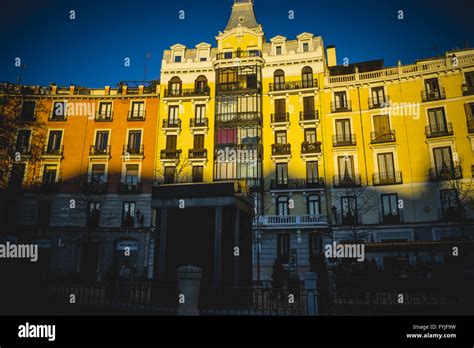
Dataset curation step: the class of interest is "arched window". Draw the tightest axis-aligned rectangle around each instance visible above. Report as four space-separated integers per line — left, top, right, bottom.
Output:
302 67 314 88
307 195 321 216
195 75 208 94
168 76 182 96
273 69 285 91
277 195 289 216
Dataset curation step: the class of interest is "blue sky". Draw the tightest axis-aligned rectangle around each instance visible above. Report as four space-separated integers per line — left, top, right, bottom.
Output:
0 0 473 87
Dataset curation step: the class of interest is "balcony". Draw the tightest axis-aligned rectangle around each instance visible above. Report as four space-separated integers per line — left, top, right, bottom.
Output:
190 118 209 128
48 113 67 122
301 141 322 155
254 214 328 229
271 143 291 156
117 182 142 194
368 96 390 109
160 149 182 160
333 174 362 188
372 171 403 186
216 49 262 60
216 112 260 125
83 181 108 194
270 113 289 126
370 130 396 144
216 81 261 93
425 123 453 138
127 111 146 121
462 84 474 96
331 100 352 113
299 110 319 123
164 87 210 98
467 119 474 133
269 79 318 92
188 149 207 159
42 145 64 157
95 111 113 122
270 178 325 191
421 88 445 102
123 145 144 156
429 166 463 181
333 134 356 147
89 145 111 157
162 119 182 130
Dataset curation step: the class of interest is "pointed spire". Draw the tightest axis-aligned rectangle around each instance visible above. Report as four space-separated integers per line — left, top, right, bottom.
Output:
225 0 260 31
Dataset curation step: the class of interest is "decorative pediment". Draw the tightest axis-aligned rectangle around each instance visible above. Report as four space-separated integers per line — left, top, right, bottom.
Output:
270 35 287 43
297 32 314 40
195 42 212 49
170 43 186 50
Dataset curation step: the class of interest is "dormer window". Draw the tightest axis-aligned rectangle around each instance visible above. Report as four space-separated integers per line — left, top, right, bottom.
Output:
174 56 182 63
200 57 207 62
303 42 309 52
276 46 282 55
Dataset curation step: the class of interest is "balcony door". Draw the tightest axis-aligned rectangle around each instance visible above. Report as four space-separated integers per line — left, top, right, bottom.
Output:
427 108 447 134
334 92 347 108
338 155 355 183
95 131 109 151
303 96 314 116
47 131 62 152
275 99 286 120
371 87 385 105
336 119 351 143
433 147 454 177
168 106 179 124
276 163 288 187
377 153 396 181
127 131 142 153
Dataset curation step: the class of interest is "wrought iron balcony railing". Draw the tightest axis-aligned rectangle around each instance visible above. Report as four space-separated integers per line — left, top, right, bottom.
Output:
271 143 291 156
270 113 289 124
117 182 142 194
299 110 319 122
216 81 261 93
127 111 146 121
160 149 182 160
188 149 208 159
164 87 210 98
43 145 64 156
95 111 113 121
216 112 260 123
269 79 318 92
270 178 325 190
190 118 208 128
333 174 362 187
90 145 111 156
368 96 390 109
372 171 403 186
370 130 396 144
254 214 328 228
83 181 108 194
429 166 463 181
333 134 356 147
162 119 182 129
301 141 322 154
217 49 262 60
123 145 144 156
425 123 453 138
421 88 445 102
331 100 352 113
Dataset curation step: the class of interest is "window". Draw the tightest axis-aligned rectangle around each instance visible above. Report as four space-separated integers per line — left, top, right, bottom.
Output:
200 57 207 62
98 102 112 119
276 195 289 216
47 130 62 153
16 130 31 153
381 194 400 224
276 163 288 186
433 147 454 177
371 87 386 105
169 77 182 96
130 102 145 119
36 200 52 228
168 105 179 125
164 167 175 184
335 118 352 144
124 164 139 185
274 70 285 89
166 135 177 150
303 96 315 114
373 114 391 141
275 131 287 144
195 75 208 93
306 161 319 184
20 101 36 121
302 67 313 87
88 202 101 228
302 42 309 52
275 46 282 55
174 55 182 63
341 196 357 225
95 131 109 151
309 233 322 258
195 105 206 122
337 155 355 181
192 166 204 183
122 202 136 227
127 130 142 153
90 164 106 184
277 233 290 259
194 134 204 150
307 195 321 215
42 165 57 186
377 153 396 180
425 78 440 92
274 98 286 119
304 129 317 143
51 101 66 120
334 91 347 108
427 108 448 135
440 189 460 221
224 51 233 59
217 129 237 145
9 163 25 189
466 72 474 87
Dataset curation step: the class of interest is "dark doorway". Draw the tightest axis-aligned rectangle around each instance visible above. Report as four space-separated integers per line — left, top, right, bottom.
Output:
80 242 99 281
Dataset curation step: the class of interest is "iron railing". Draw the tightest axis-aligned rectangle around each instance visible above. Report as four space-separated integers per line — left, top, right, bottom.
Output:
127 111 146 121
299 110 319 121
331 100 352 113
371 130 396 143
421 87 446 102
333 134 356 147
123 145 144 156
333 174 362 187
270 178 325 190
372 171 403 186
270 113 289 124
162 119 182 129
301 141 322 154
425 123 453 138
164 87 210 98
90 145 111 156
190 118 208 128
271 143 291 156
269 79 318 92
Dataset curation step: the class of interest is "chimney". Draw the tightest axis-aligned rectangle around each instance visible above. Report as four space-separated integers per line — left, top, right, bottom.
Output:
327 45 337 67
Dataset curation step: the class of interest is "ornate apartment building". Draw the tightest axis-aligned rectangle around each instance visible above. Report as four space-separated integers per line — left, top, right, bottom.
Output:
1 0 473 282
